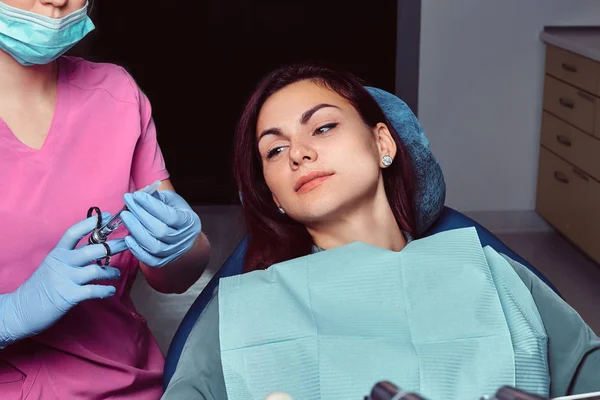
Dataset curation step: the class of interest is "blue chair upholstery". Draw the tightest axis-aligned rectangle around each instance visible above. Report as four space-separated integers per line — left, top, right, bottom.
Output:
162 206 560 390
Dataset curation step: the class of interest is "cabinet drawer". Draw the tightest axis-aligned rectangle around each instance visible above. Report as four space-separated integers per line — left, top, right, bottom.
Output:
543 75 597 134
536 148 574 235
536 147 600 262
545 45 598 94
540 112 600 180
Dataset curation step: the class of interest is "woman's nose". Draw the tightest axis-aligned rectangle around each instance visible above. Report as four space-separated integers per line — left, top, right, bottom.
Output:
288 142 317 168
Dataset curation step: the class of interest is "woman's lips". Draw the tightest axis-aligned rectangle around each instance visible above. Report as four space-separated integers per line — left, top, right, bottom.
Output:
295 173 334 194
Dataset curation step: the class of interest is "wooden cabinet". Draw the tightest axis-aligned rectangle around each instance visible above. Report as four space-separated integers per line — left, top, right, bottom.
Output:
537 29 600 263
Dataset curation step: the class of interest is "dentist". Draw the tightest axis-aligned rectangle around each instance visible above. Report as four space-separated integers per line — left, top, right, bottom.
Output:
0 1 210 398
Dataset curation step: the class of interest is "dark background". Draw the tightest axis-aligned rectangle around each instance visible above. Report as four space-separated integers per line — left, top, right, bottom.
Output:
70 1 398 204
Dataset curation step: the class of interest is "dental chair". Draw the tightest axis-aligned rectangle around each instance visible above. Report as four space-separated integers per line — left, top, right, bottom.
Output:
162 88 560 391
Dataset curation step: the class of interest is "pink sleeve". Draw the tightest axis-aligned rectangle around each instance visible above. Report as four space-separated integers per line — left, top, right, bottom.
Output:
131 83 170 189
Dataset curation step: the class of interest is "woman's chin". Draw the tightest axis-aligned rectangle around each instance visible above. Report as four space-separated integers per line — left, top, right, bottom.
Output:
290 200 344 225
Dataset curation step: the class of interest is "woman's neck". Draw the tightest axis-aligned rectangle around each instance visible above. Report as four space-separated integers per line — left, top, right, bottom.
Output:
306 185 407 252
0 50 57 101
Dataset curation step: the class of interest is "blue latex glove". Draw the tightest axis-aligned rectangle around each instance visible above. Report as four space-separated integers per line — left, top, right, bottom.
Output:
0 213 126 349
121 189 201 268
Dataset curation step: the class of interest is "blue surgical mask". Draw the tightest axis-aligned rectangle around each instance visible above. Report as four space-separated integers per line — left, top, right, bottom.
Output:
0 1 94 66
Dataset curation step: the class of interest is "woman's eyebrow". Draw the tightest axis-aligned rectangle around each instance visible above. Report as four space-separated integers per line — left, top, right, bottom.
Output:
300 103 340 125
258 127 282 143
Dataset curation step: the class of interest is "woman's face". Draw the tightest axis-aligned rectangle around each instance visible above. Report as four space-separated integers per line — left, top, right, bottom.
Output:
256 80 397 225
1 0 87 18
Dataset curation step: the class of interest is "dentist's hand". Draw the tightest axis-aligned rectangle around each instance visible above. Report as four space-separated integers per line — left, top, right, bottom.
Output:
121 188 201 268
0 214 125 349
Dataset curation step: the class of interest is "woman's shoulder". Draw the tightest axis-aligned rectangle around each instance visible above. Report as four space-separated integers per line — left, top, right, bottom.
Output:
163 289 226 399
59 56 142 105
186 288 220 345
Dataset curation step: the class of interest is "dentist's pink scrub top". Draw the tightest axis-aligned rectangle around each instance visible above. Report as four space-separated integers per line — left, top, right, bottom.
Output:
0 56 168 399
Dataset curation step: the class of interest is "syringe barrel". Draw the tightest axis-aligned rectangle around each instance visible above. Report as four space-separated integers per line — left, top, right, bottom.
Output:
88 207 127 244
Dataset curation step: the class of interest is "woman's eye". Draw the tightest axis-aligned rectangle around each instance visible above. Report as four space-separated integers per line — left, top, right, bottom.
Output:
266 146 286 159
314 123 338 135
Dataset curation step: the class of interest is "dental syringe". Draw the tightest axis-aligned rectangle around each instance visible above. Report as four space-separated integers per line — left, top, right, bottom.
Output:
88 180 162 245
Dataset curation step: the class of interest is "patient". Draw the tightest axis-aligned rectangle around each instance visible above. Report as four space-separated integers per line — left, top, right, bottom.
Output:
163 65 599 400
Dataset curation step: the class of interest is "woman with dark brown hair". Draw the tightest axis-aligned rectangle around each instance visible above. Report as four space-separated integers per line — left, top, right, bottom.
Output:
234 64 418 273
163 65 599 400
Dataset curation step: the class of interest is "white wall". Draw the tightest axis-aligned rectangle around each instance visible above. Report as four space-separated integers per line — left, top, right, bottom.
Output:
418 0 600 212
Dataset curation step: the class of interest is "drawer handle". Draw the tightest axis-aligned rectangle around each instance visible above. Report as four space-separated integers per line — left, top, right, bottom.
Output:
573 168 590 182
556 134 572 147
561 62 578 73
554 171 569 184
559 97 575 109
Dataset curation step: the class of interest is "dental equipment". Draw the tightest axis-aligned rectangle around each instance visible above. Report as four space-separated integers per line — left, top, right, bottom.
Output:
86 180 162 265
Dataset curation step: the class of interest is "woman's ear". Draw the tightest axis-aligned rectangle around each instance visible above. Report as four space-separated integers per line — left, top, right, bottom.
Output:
375 123 397 166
